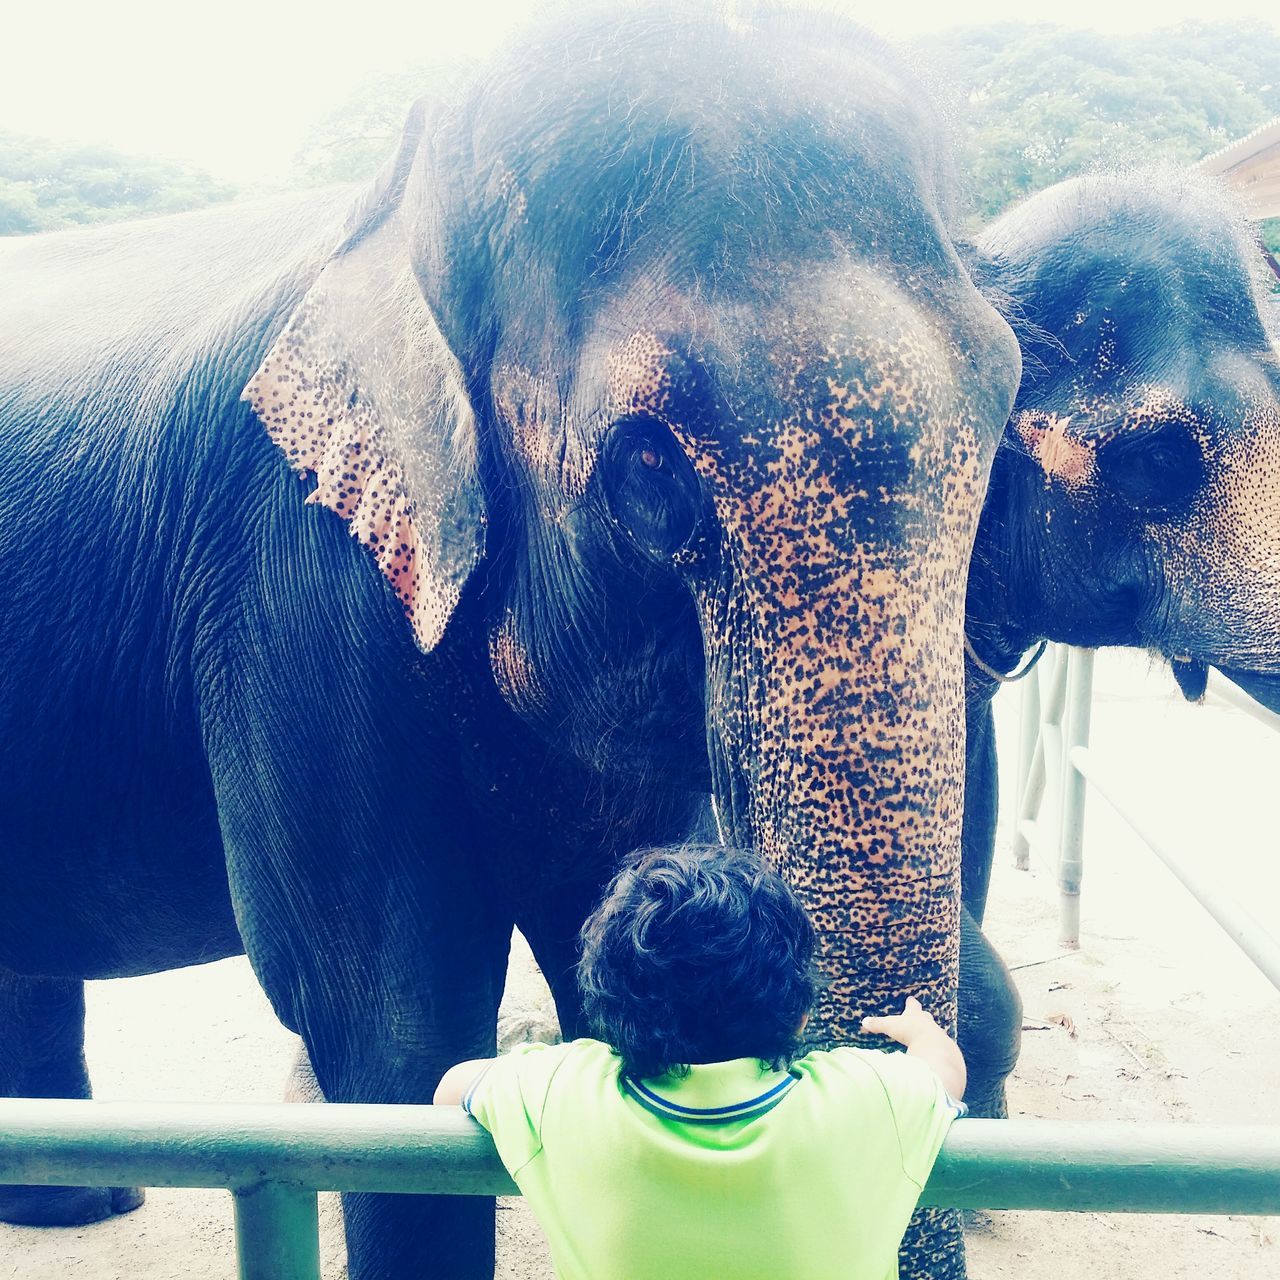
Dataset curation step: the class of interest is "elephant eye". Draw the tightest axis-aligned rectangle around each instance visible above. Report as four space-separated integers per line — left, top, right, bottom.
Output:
602 416 701 561
1100 423 1204 515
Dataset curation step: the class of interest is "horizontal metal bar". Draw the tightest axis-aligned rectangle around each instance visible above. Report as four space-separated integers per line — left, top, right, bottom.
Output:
1 1101 1278 1215
1071 745 1280 992
1206 670 1280 734
0 1101 516 1197
925 1118 1280 1214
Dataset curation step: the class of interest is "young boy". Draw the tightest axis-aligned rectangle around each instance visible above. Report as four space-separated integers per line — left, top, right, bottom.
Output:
435 844 966 1280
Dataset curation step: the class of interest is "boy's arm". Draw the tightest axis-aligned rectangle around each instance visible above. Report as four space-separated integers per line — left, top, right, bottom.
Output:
433 1058 497 1106
862 997 967 1101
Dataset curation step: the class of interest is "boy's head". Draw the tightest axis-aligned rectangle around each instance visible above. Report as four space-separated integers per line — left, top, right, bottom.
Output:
577 843 822 1080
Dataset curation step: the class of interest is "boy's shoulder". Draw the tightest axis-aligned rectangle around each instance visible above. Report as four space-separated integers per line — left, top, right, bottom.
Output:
463 1038 620 1142
480 1037 618 1091
792 1045 941 1096
792 1044 895 1074
509 1037 616 1066
793 1046 965 1132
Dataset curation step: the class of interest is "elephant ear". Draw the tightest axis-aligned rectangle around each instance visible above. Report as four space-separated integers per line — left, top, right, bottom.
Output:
243 108 483 654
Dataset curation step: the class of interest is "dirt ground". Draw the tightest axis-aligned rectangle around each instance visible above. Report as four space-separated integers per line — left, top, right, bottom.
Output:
2 650 1278 1279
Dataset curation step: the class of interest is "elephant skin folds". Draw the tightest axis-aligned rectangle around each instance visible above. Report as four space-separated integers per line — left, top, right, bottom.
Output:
0 7 1026 1279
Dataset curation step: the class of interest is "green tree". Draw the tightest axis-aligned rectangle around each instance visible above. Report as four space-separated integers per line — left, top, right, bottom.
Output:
0 132 235 235
914 21 1280 222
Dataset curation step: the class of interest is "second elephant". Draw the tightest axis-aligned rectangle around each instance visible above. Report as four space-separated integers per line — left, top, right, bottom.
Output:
955 170 1280 1116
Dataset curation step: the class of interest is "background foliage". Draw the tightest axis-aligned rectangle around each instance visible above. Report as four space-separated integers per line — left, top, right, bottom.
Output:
915 21 1280 221
0 132 234 235
289 22 1280 234
3 22 1278 239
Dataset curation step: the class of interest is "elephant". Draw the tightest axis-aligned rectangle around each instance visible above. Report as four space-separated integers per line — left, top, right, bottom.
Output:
0 7 1021 1278
954 170 1280 1098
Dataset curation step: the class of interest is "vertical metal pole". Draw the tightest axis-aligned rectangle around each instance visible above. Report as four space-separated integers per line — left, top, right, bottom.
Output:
1014 646 1068 869
233 1182 322 1280
1038 646 1070 830
1012 727 1046 871
1012 667 1043 871
1058 648 1095 949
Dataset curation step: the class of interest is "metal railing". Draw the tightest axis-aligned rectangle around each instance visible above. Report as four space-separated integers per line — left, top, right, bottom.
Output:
3 1098 1280 1280
1014 646 1280 988
4 650 1279 1278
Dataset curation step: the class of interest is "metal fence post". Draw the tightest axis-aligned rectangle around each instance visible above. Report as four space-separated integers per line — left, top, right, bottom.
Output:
1058 647 1096 948
1014 645 1069 870
1012 662 1043 871
232 1181 322 1280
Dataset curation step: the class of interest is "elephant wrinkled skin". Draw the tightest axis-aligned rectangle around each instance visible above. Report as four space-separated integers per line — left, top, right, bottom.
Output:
0 8 1020 1278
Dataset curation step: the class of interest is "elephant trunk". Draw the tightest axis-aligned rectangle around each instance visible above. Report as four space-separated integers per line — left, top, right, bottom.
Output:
702 529 969 1044
696 413 980 1280
680 283 991 1044
661 271 1013 1280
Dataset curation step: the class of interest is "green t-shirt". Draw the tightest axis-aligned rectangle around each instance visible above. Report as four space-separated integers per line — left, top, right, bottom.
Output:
464 1037 961 1280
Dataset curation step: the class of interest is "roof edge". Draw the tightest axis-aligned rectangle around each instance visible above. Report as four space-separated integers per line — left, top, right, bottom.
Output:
1198 115 1280 176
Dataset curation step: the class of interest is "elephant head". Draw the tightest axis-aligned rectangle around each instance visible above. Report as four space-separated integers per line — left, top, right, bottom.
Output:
968 171 1280 708
246 4 1019 1082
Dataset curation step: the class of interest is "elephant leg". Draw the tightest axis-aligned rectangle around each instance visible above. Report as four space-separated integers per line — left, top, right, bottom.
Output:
306 919 511 1280
960 692 1000 926
959 694 1022 1116
0 969 144 1224
264 930 511 1279
223 812 513 1280
277 1034 506 1280
957 909 1023 1120
517 874 618 1042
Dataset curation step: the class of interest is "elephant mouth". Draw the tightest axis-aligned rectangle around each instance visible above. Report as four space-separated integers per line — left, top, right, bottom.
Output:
1165 653 1280 714
1168 656 1209 702
1212 665 1280 716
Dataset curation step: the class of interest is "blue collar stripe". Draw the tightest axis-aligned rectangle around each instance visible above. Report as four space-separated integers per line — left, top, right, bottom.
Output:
622 1073 798 1123
461 1065 493 1117
627 1073 796 1116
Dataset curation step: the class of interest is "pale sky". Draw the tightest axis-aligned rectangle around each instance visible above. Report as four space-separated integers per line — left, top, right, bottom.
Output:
5 0 1279 183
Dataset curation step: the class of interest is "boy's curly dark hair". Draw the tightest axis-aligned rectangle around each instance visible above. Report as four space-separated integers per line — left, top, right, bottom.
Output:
577 843 823 1081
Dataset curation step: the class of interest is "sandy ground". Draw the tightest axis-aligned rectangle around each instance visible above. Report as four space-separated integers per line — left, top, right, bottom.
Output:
2 650 1279 1279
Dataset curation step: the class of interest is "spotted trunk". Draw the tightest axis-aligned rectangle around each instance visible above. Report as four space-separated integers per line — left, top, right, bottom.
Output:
661 275 998 1277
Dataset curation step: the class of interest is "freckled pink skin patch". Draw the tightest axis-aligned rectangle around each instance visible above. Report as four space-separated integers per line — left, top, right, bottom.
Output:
245 343 432 644
242 208 482 656
1014 410 1096 489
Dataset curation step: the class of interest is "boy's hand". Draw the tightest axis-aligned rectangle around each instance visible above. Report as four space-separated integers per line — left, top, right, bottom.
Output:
862 997 967 1101
861 997 939 1048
